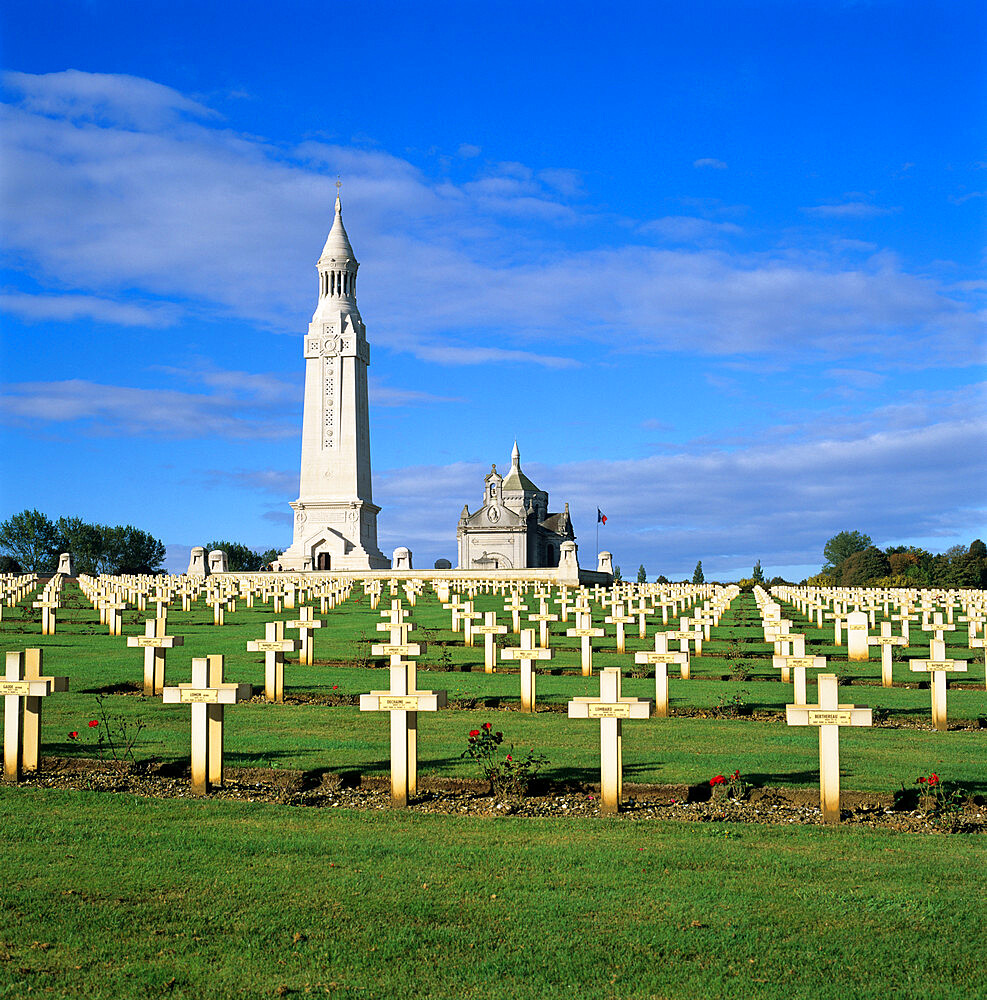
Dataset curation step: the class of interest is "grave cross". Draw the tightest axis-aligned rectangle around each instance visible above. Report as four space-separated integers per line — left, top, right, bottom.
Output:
32 596 60 636
127 617 184 696
568 668 653 815
909 639 967 731
359 664 447 807
785 673 872 823
285 606 324 666
634 632 688 717
566 612 605 677
772 644 827 705
2 649 68 781
472 611 508 673
504 593 529 634
247 622 301 703
162 655 251 795
501 628 553 711
605 603 635 654
866 622 907 688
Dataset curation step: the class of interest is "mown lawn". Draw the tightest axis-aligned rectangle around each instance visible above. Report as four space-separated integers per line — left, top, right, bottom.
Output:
1 788 986 1000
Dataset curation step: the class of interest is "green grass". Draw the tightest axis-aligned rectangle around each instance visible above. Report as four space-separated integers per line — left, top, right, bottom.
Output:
1 788 985 999
1 585 985 792
2 584 986 997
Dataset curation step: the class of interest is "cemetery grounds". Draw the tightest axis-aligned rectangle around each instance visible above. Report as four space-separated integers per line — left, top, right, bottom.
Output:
0 578 985 1000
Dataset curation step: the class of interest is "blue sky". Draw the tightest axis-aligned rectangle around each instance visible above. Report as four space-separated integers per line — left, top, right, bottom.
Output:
1 0 984 579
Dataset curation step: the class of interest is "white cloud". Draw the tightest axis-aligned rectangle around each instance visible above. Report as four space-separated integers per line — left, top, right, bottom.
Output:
639 216 742 242
457 143 481 158
693 158 728 169
0 378 299 439
803 201 898 218
1 292 179 327
0 70 982 374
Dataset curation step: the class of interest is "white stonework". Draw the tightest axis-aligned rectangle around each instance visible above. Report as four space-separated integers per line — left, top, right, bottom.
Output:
187 546 208 577
56 552 74 576
208 549 229 574
457 442 575 570
278 191 389 571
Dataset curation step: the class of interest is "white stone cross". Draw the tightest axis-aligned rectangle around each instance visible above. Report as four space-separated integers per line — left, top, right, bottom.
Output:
634 632 688 717
359 663 447 807
127 617 184 696
568 668 653 815
566 611 605 676
32 595 60 636
472 611 508 673
2 649 67 781
162 655 251 795
605 603 635 654
785 673 872 823
772 646 827 705
909 639 967 731
504 593 529 634
920 612 955 643
527 599 559 648
247 621 301 703
285 606 324 666
501 628 553 711
866 622 907 688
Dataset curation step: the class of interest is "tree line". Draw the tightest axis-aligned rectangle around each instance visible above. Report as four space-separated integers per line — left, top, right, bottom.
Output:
0 510 166 575
808 530 987 589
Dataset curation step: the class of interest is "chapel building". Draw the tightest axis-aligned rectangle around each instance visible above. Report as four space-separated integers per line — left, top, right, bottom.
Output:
457 443 575 570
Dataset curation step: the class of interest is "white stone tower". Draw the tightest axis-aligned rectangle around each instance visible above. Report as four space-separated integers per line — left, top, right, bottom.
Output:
278 188 389 571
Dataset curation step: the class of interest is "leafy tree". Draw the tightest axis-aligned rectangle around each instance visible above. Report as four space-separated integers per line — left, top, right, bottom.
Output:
110 526 166 574
969 539 987 560
0 555 23 573
258 548 283 569
822 530 872 572
204 540 265 572
752 560 765 584
838 546 890 586
692 560 704 584
636 564 647 583
55 517 107 576
0 509 61 572
655 574 670 585
613 565 622 581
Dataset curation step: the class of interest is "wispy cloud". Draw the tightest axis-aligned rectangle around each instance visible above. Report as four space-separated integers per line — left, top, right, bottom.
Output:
802 201 898 218
1 291 180 328
0 69 981 376
693 158 728 169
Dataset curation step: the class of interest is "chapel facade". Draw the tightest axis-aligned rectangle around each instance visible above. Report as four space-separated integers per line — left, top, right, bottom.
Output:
457 443 575 570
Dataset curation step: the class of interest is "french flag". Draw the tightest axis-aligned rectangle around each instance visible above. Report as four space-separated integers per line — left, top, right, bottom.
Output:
597 509 607 525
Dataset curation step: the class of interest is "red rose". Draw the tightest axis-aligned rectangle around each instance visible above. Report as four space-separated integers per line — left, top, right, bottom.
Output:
710 775 725 785
469 729 480 737
88 720 99 728
929 774 939 785
69 731 78 739
483 722 492 730
916 777 926 784
506 755 512 762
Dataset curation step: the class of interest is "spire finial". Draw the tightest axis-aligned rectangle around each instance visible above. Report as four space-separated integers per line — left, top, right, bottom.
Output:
335 176 342 213
511 440 520 464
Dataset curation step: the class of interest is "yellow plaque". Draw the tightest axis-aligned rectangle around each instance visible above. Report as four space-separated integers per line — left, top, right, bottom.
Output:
136 637 165 647
0 681 31 695
255 640 289 652
180 689 220 704
922 661 962 671
808 710 852 725
588 703 632 719
379 696 419 710
783 657 818 669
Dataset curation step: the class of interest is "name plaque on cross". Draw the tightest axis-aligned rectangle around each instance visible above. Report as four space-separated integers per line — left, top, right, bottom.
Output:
588 703 633 719
807 710 853 726
180 689 221 704
371 643 423 657
379 696 420 710
0 681 32 696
